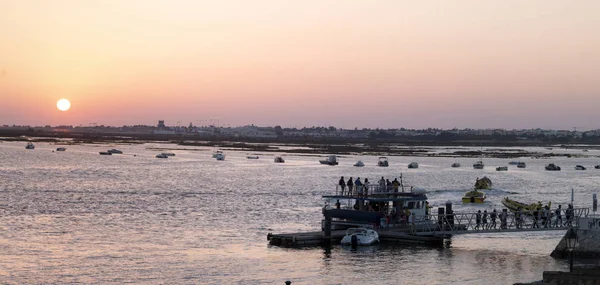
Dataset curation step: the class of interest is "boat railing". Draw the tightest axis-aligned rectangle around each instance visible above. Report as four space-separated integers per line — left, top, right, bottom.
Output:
334 184 417 197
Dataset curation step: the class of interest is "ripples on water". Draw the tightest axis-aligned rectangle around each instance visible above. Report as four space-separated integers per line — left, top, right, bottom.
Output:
1 142 598 284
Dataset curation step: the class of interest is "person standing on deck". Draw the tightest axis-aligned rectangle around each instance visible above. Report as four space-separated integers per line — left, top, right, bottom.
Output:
354 177 363 197
500 209 508 229
347 177 353 196
338 176 346 195
392 178 400 193
378 177 386 192
475 210 482 230
363 178 370 197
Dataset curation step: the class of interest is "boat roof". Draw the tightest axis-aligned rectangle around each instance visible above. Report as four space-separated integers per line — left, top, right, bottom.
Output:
323 193 427 202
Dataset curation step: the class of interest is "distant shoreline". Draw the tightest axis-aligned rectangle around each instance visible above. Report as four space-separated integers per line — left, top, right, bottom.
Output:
2 130 593 159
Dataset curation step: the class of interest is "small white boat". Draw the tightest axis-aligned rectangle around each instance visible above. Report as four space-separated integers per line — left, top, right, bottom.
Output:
408 162 419 169
451 162 461 168
377 157 389 167
156 153 169 158
246 155 259 159
575 165 586 170
496 166 508 171
274 156 285 163
215 153 225 161
353 161 364 167
56 147 66 151
340 228 379 246
25 142 35 149
319 155 338 165
108 149 123 154
473 160 484 169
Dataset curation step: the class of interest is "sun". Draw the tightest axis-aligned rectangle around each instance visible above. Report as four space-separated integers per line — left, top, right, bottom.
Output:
56 99 71 111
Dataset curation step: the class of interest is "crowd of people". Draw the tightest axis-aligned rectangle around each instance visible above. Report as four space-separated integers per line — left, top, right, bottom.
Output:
337 176 406 196
474 204 575 230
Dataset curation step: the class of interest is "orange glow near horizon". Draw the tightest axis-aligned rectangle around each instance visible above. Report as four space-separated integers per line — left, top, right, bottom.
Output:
1 0 600 130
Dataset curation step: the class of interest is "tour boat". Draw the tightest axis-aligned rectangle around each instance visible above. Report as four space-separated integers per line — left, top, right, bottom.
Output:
340 228 379 246
545 163 561 171
407 162 419 169
25 142 35 149
319 155 338 165
377 157 389 167
321 174 431 230
274 156 285 163
353 161 365 167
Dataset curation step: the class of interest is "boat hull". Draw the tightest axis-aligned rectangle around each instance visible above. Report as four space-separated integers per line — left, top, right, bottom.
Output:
462 196 486 203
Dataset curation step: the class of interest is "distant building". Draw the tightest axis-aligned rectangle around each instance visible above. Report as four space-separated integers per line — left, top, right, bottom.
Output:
158 120 165 128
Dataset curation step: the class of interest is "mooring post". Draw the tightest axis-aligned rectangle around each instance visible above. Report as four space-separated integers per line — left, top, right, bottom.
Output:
323 209 332 245
445 201 454 227
438 207 445 230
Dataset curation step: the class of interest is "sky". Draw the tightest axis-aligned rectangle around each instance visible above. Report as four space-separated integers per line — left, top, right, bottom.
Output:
1 0 599 130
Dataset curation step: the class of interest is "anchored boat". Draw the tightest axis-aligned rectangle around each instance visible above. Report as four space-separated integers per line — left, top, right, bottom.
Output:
377 157 389 167
319 155 338 165
501 197 551 213
474 176 492 190
408 162 419 169
545 163 561 171
462 189 486 203
25 142 35 149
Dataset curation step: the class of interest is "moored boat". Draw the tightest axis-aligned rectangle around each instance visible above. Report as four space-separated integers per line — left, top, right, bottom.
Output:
107 149 123 154
377 157 389 167
517 162 526 168
246 155 259 159
56 147 66 151
99 151 112 155
496 166 508 171
407 162 419 169
156 153 169 158
473 160 484 169
462 189 486 203
545 163 561 171
595 165 600 169
161 152 175 157
340 228 379 246
274 156 285 163
319 155 338 165
575 165 586 170
451 162 461 168
25 142 35 149
215 153 225 161
212 149 223 158
353 161 364 167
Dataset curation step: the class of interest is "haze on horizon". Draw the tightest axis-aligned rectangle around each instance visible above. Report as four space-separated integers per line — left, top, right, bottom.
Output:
1 1 599 130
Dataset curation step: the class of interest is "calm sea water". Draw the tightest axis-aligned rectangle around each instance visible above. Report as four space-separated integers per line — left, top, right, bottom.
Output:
1 141 599 284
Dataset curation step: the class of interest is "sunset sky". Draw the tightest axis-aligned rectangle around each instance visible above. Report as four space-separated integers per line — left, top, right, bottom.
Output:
1 0 599 130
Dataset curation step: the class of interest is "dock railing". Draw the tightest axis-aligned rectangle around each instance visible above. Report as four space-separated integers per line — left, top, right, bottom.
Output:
407 207 589 236
335 183 416 197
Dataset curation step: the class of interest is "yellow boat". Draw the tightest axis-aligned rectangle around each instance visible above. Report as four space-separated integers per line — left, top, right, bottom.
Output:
501 197 551 212
474 176 492 190
462 189 486 203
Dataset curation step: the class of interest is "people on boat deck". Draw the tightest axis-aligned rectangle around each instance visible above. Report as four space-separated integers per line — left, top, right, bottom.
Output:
347 177 353 196
475 210 482 230
532 207 540 228
335 200 341 209
378 177 386 191
565 204 574 226
554 205 563 227
338 176 346 195
500 209 508 229
363 178 370 196
386 179 392 192
354 177 362 191
542 206 549 228
490 209 497 229
515 208 523 229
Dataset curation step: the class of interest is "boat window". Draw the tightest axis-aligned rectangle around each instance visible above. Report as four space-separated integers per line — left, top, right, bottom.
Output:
416 201 421 209
407 201 415 209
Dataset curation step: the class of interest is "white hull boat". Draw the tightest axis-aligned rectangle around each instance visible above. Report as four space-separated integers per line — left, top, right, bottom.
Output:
340 228 379 246
353 161 364 167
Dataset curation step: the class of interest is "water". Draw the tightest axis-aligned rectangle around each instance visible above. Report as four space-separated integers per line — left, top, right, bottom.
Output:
1 141 598 284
